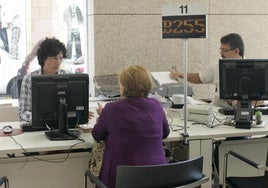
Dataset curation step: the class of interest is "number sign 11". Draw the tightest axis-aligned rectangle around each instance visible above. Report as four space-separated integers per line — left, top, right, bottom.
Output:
162 3 207 39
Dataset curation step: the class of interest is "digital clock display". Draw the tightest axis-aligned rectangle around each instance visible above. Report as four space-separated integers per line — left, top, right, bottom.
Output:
162 15 206 38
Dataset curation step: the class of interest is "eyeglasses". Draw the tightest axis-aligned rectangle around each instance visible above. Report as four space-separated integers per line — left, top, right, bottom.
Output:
47 56 64 62
220 48 235 53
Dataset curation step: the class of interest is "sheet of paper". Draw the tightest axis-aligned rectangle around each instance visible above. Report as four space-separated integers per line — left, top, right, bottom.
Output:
151 71 179 85
187 96 208 105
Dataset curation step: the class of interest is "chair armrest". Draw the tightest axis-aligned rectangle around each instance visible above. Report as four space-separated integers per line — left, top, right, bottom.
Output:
228 150 268 171
0 176 8 188
222 150 268 188
179 175 209 188
85 170 107 188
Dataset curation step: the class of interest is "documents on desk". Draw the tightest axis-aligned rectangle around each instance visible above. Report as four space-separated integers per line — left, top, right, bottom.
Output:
165 98 244 129
151 71 194 97
187 104 215 126
171 100 267 129
79 114 97 132
165 98 218 129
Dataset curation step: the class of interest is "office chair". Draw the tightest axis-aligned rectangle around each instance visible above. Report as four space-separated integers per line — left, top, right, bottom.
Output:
0 176 9 188
222 148 268 188
84 156 209 188
17 78 23 98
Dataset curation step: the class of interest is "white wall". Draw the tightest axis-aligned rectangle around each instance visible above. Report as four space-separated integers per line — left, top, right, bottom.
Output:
18 0 268 99
0 106 19 122
87 0 268 99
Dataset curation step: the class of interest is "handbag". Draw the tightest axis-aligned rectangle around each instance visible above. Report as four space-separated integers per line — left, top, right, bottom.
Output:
88 141 105 177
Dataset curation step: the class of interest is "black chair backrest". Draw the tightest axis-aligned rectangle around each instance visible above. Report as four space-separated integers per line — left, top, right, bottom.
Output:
264 147 268 187
116 156 204 188
17 78 23 97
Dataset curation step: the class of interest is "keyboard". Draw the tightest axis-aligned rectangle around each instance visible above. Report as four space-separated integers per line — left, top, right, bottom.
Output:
21 123 48 132
218 107 268 115
45 130 81 140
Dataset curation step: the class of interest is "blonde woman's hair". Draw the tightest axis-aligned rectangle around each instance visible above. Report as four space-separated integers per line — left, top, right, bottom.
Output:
120 64 153 97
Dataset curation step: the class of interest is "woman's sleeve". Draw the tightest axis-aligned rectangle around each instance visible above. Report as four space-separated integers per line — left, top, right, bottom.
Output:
91 105 109 141
19 75 32 121
162 111 170 139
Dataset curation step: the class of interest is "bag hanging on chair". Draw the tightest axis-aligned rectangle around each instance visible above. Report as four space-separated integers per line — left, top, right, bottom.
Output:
88 141 105 177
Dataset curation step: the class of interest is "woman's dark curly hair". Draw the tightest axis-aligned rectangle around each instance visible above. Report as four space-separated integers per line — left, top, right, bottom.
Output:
37 37 67 67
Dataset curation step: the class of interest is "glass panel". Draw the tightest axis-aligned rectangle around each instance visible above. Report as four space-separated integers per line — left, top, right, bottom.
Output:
59 0 87 75
0 0 26 100
0 0 88 101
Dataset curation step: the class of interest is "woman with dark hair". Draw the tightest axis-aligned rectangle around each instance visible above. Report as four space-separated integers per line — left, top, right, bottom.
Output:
92 64 170 188
19 37 68 122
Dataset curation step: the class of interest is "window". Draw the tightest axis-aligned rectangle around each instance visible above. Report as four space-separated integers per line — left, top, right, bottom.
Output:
0 0 26 99
0 0 88 101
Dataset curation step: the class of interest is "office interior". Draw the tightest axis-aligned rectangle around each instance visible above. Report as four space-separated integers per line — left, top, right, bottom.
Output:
1 0 268 188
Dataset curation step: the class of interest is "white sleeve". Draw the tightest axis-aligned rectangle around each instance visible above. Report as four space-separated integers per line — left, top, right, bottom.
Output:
199 63 219 84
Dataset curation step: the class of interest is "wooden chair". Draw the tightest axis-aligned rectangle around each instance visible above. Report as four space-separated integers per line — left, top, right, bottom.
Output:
223 148 268 188
84 156 209 188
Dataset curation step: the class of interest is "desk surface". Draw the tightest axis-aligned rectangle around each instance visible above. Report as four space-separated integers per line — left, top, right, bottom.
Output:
2 102 265 188
166 122 268 142
165 105 268 142
1 102 268 156
1 109 268 156
0 122 94 157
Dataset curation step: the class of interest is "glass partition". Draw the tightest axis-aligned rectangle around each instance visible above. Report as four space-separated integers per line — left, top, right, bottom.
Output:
0 0 88 101
0 0 26 99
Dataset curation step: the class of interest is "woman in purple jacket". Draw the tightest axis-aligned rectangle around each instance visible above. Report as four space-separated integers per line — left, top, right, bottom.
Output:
92 64 170 188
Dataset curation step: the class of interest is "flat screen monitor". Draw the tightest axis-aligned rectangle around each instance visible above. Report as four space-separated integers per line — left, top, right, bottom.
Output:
31 73 89 140
219 59 268 128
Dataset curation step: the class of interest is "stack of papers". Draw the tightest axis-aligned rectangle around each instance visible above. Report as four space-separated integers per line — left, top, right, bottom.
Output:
151 71 180 86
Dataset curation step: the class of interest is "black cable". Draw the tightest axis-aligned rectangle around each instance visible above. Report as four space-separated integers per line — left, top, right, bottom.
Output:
166 110 185 131
8 135 86 163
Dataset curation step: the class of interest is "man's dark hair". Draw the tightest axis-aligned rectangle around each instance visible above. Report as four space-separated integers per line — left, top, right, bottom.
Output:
37 37 67 67
221 33 245 57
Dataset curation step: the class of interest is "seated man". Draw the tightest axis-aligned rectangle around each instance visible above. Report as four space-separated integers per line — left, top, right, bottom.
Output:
169 33 244 108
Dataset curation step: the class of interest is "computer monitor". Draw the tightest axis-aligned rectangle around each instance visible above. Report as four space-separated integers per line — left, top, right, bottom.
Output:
219 59 268 128
31 73 89 140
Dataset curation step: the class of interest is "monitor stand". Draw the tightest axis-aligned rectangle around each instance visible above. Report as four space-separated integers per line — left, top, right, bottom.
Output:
45 102 80 141
235 100 252 129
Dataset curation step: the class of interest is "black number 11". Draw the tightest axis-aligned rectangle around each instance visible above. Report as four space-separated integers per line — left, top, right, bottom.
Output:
179 5 188 14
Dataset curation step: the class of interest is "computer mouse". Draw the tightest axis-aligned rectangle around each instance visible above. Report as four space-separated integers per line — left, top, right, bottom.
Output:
3 125 13 134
